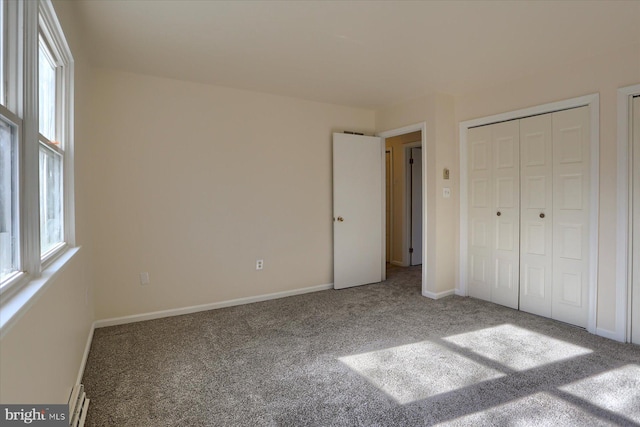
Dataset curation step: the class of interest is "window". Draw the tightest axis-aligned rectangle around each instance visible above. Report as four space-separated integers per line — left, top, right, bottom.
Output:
38 33 64 256
0 111 19 283
0 0 74 302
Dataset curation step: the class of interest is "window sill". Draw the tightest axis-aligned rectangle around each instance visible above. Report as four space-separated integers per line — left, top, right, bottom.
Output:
0 246 81 339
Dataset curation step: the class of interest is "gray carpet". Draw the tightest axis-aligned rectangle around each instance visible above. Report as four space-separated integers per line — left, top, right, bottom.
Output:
82 266 640 426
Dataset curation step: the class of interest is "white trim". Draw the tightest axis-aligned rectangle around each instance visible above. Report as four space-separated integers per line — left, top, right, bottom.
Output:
588 98 600 335
458 94 600 334
617 84 640 343
0 246 79 339
95 283 334 328
595 327 622 342
380 137 386 282
378 123 428 296
385 148 393 265
423 289 455 300
75 321 95 385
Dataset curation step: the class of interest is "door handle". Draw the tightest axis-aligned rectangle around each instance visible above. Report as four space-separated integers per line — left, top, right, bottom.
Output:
496 211 501 216
539 213 545 219
337 216 344 222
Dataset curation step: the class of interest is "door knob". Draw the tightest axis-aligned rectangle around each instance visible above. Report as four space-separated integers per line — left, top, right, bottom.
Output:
539 213 545 219
496 211 501 216
337 216 344 222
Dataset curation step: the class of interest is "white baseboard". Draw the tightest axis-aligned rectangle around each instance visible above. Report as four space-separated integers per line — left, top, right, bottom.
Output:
390 260 405 267
454 289 467 297
76 322 95 385
596 327 625 343
423 289 456 300
94 283 334 328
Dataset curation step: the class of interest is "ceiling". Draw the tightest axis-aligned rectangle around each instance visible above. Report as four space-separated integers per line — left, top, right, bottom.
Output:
73 0 640 109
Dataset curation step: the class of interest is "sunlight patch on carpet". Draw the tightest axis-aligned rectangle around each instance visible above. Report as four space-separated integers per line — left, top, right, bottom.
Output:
559 364 640 424
339 341 505 404
442 324 592 371
436 392 598 426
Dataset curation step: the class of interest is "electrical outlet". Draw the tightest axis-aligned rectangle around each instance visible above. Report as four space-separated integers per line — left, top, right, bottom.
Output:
256 259 264 270
140 272 150 285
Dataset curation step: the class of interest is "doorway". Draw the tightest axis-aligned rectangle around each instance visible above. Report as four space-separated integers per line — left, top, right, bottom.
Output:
379 123 427 296
408 146 423 266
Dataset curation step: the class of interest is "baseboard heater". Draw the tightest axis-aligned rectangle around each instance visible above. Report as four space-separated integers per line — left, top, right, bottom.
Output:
68 384 90 427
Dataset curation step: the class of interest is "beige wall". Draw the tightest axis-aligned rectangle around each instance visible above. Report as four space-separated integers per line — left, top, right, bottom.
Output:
0 0 95 404
455 43 640 333
89 69 375 319
385 131 421 266
376 94 457 294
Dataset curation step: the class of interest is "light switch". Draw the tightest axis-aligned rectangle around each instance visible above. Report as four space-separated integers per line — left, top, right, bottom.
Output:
443 188 451 198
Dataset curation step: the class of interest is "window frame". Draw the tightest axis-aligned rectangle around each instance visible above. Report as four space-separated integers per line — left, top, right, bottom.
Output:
0 103 22 287
0 0 76 333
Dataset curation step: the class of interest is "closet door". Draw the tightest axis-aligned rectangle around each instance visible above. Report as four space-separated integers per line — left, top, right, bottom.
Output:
552 106 590 328
468 125 494 301
491 121 520 309
468 121 520 309
519 114 553 317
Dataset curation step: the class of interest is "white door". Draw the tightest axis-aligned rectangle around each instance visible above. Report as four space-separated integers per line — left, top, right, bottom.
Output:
410 147 423 266
552 106 590 328
468 120 520 309
519 113 553 318
491 121 520 309
468 125 494 301
632 96 640 344
333 133 383 289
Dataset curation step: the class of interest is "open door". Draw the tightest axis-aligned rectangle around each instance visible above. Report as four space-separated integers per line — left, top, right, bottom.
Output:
333 133 383 289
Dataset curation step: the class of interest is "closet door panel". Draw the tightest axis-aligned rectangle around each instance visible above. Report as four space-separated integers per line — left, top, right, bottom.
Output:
519 114 553 318
552 106 590 328
468 126 494 301
491 121 520 309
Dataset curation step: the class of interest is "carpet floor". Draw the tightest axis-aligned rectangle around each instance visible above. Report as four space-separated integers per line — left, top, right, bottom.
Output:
82 266 640 426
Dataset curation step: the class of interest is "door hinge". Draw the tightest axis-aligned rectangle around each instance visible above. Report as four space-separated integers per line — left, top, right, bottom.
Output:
409 248 414 253
410 158 414 164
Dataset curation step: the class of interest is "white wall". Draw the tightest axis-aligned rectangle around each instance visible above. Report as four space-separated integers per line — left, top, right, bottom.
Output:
376 93 457 295
0 0 95 404
89 69 375 319
454 43 640 334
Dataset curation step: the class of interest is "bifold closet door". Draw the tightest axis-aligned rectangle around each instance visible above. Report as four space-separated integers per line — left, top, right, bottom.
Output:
551 106 590 328
468 121 520 309
519 114 553 318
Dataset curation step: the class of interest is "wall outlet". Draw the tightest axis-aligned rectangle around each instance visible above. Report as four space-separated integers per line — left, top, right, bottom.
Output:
140 272 150 285
256 259 264 270
443 188 451 198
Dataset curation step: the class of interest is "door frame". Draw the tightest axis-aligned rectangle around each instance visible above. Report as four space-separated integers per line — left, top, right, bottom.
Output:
385 149 393 264
616 83 640 343
405 143 422 266
458 93 600 335
378 123 428 296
